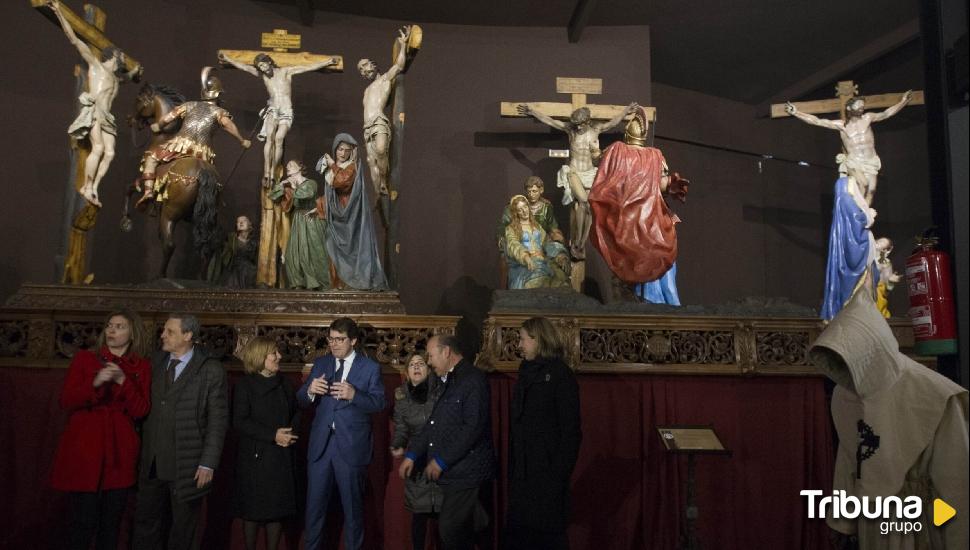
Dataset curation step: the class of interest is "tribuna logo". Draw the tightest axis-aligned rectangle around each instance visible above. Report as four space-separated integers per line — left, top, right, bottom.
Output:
801 490 923 535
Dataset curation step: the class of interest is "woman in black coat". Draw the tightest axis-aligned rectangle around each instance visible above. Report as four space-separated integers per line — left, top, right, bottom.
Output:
505 316 582 550
233 336 301 550
390 353 444 550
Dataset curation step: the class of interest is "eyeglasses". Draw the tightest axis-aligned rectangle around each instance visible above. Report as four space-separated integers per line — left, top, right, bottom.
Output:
327 336 349 344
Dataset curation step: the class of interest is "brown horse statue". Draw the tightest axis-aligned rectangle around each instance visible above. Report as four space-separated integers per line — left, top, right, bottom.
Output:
126 83 223 279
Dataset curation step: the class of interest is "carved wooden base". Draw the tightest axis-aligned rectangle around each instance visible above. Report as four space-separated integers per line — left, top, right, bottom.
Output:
476 312 926 375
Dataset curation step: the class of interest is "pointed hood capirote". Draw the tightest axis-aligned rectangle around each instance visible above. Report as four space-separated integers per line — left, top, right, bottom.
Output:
809 291 968 548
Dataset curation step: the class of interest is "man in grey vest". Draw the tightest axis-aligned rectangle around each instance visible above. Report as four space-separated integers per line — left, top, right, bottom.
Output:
133 313 228 549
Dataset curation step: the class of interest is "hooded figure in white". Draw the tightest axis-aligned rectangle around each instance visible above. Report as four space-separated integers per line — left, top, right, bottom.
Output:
810 291 968 549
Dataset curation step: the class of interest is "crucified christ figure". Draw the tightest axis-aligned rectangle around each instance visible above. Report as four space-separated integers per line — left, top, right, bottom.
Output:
785 91 912 205
219 52 337 186
358 25 411 197
517 101 638 259
50 0 140 207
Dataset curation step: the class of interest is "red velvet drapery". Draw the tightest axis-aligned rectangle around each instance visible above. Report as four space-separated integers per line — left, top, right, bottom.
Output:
0 368 832 549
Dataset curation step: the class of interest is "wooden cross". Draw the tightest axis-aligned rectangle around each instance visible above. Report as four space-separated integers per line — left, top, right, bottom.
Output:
32 0 141 73
218 34 342 289
33 0 142 285
501 77 655 123
218 28 343 74
770 79 924 120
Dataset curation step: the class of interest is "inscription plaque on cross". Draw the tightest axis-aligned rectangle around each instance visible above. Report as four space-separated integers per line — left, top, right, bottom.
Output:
218 34 343 288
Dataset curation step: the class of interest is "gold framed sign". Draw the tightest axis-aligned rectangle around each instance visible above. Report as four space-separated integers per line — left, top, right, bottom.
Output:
656 425 730 454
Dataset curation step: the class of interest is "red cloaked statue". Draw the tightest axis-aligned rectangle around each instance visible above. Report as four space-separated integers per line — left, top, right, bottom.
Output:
588 106 688 285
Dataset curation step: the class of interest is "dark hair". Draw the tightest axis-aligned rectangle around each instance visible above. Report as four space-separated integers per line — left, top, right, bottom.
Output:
433 334 463 357
168 313 201 341
96 309 150 358
329 317 360 340
253 53 279 69
100 46 122 63
570 107 591 125
524 175 544 191
521 317 567 360
139 83 186 107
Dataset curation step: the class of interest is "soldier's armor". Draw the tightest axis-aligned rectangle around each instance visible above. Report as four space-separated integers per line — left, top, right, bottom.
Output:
177 101 228 147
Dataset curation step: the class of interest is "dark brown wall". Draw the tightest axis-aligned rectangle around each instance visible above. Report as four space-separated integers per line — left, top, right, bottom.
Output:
0 1 930 319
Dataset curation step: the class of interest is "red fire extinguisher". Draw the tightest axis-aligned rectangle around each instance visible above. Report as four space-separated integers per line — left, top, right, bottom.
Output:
905 236 957 355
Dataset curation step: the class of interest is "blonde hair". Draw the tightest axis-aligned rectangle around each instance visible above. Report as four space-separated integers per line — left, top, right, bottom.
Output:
239 336 279 374
521 316 567 360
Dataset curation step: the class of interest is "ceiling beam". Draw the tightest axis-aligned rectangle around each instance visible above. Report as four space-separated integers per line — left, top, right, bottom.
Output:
296 0 315 27
567 0 598 43
760 18 920 112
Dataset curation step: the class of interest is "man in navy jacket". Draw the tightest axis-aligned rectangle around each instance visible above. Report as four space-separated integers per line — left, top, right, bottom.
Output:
400 334 497 550
298 317 385 550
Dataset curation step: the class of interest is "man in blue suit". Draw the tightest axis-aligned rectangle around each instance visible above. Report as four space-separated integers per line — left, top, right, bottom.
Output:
297 317 385 550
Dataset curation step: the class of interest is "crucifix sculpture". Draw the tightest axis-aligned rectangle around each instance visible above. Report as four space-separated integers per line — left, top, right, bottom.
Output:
771 80 923 205
218 30 343 288
33 0 142 284
502 78 649 285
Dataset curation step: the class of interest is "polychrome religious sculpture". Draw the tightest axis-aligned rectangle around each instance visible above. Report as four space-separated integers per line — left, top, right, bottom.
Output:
358 26 411 197
517 101 638 259
137 68 251 206
207 215 258 288
785 91 912 205
132 68 251 278
503 195 570 290
269 161 330 290
218 52 337 186
496 176 564 252
316 134 388 290
820 175 878 321
50 0 141 207
874 237 901 318
588 106 688 305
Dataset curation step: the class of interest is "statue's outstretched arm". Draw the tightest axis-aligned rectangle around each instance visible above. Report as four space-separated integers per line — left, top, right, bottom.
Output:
49 1 97 67
784 102 842 130
384 26 412 81
517 104 567 132
287 57 338 76
217 52 260 77
596 102 639 132
870 90 913 122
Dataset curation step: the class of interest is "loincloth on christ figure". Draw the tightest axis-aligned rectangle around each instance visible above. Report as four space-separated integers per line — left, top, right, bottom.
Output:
363 113 391 142
556 164 597 205
257 105 294 142
836 152 881 178
67 92 118 139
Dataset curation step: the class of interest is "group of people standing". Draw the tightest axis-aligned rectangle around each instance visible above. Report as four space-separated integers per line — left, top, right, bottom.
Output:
50 312 581 550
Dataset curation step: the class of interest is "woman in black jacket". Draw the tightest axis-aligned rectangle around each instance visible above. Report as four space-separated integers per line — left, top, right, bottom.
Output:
233 336 301 550
505 317 582 550
390 353 444 550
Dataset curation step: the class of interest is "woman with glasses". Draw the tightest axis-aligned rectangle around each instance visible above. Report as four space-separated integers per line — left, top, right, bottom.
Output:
49 310 152 550
233 336 301 550
390 353 444 550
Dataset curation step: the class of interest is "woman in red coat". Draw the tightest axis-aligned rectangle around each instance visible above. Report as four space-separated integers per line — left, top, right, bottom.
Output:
49 309 152 550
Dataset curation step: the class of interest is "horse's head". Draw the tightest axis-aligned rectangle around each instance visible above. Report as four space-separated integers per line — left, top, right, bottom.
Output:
127 84 157 130
127 83 186 133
